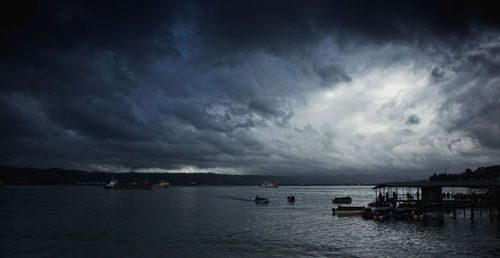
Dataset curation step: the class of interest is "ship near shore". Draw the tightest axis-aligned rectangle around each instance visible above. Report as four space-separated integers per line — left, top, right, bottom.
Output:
158 180 170 188
260 181 278 188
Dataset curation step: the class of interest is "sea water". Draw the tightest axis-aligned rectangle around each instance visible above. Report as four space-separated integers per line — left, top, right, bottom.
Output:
1 185 499 257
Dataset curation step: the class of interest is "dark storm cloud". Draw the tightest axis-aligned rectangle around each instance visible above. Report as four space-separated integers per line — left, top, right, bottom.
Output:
313 63 352 87
435 37 500 150
406 115 420 125
198 0 500 54
1 0 500 174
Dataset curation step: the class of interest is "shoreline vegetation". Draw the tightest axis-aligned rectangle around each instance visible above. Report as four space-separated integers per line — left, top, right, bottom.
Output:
0 165 498 186
0 166 402 186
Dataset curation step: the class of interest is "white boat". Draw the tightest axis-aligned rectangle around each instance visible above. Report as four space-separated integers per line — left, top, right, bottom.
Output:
104 177 119 189
260 181 278 188
158 180 170 188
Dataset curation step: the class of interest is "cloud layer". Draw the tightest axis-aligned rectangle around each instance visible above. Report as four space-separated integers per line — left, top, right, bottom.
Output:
1 1 500 177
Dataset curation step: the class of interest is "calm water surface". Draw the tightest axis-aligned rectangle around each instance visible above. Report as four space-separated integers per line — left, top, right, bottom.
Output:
1 185 500 257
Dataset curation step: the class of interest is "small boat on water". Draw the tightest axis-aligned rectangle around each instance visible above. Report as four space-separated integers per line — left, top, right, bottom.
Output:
260 181 278 188
104 177 120 189
287 196 295 203
332 196 352 204
332 206 365 215
158 180 170 188
255 195 269 204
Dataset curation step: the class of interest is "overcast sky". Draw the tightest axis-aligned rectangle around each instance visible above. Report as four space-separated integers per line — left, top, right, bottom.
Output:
1 0 500 177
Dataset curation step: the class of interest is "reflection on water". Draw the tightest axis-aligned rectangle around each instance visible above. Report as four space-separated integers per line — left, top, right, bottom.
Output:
1 185 500 257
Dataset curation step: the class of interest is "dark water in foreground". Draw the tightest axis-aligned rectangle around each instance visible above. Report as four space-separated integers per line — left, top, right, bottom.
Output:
1 185 500 257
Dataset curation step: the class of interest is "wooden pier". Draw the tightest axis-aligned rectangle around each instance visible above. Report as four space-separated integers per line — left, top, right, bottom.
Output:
372 180 500 220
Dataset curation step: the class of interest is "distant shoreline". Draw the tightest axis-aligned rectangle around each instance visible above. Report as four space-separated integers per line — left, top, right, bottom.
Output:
0 166 386 186
0 183 375 187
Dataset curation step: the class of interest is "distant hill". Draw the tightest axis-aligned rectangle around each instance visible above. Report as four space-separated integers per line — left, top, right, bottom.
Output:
0 166 287 186
0 166 405 186
0 165 431 186
429 165 500 182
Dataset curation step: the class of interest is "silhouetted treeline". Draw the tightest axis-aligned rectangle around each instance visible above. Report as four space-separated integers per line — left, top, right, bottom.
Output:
0 166 418 186
429 165 500 181
0 166 289 186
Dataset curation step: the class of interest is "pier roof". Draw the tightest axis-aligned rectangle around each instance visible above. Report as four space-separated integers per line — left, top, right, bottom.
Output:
373 180 500 189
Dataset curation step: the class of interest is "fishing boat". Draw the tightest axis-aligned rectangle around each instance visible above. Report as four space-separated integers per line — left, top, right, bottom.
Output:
331 206 365 215
255 195 269 204
260 181 278 188
332 196 352 204
158 180 170 188
287 195 295 203
104 177 120 189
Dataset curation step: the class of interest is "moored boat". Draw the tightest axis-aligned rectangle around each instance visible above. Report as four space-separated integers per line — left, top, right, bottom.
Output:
332 196 352 204
332 205 365 215
260 181 278 188
255 195 269 203
362 207 375 219
373 207 391 220
158 180 170 188
104 177 120 189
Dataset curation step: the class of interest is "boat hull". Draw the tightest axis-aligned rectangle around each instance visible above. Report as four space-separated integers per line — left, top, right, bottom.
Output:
332 206 364 215
104 185 120 189
332 197 352 204
255 196 269 203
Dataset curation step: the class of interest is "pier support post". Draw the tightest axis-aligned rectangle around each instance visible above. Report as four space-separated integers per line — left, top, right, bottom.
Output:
496 187 500 223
